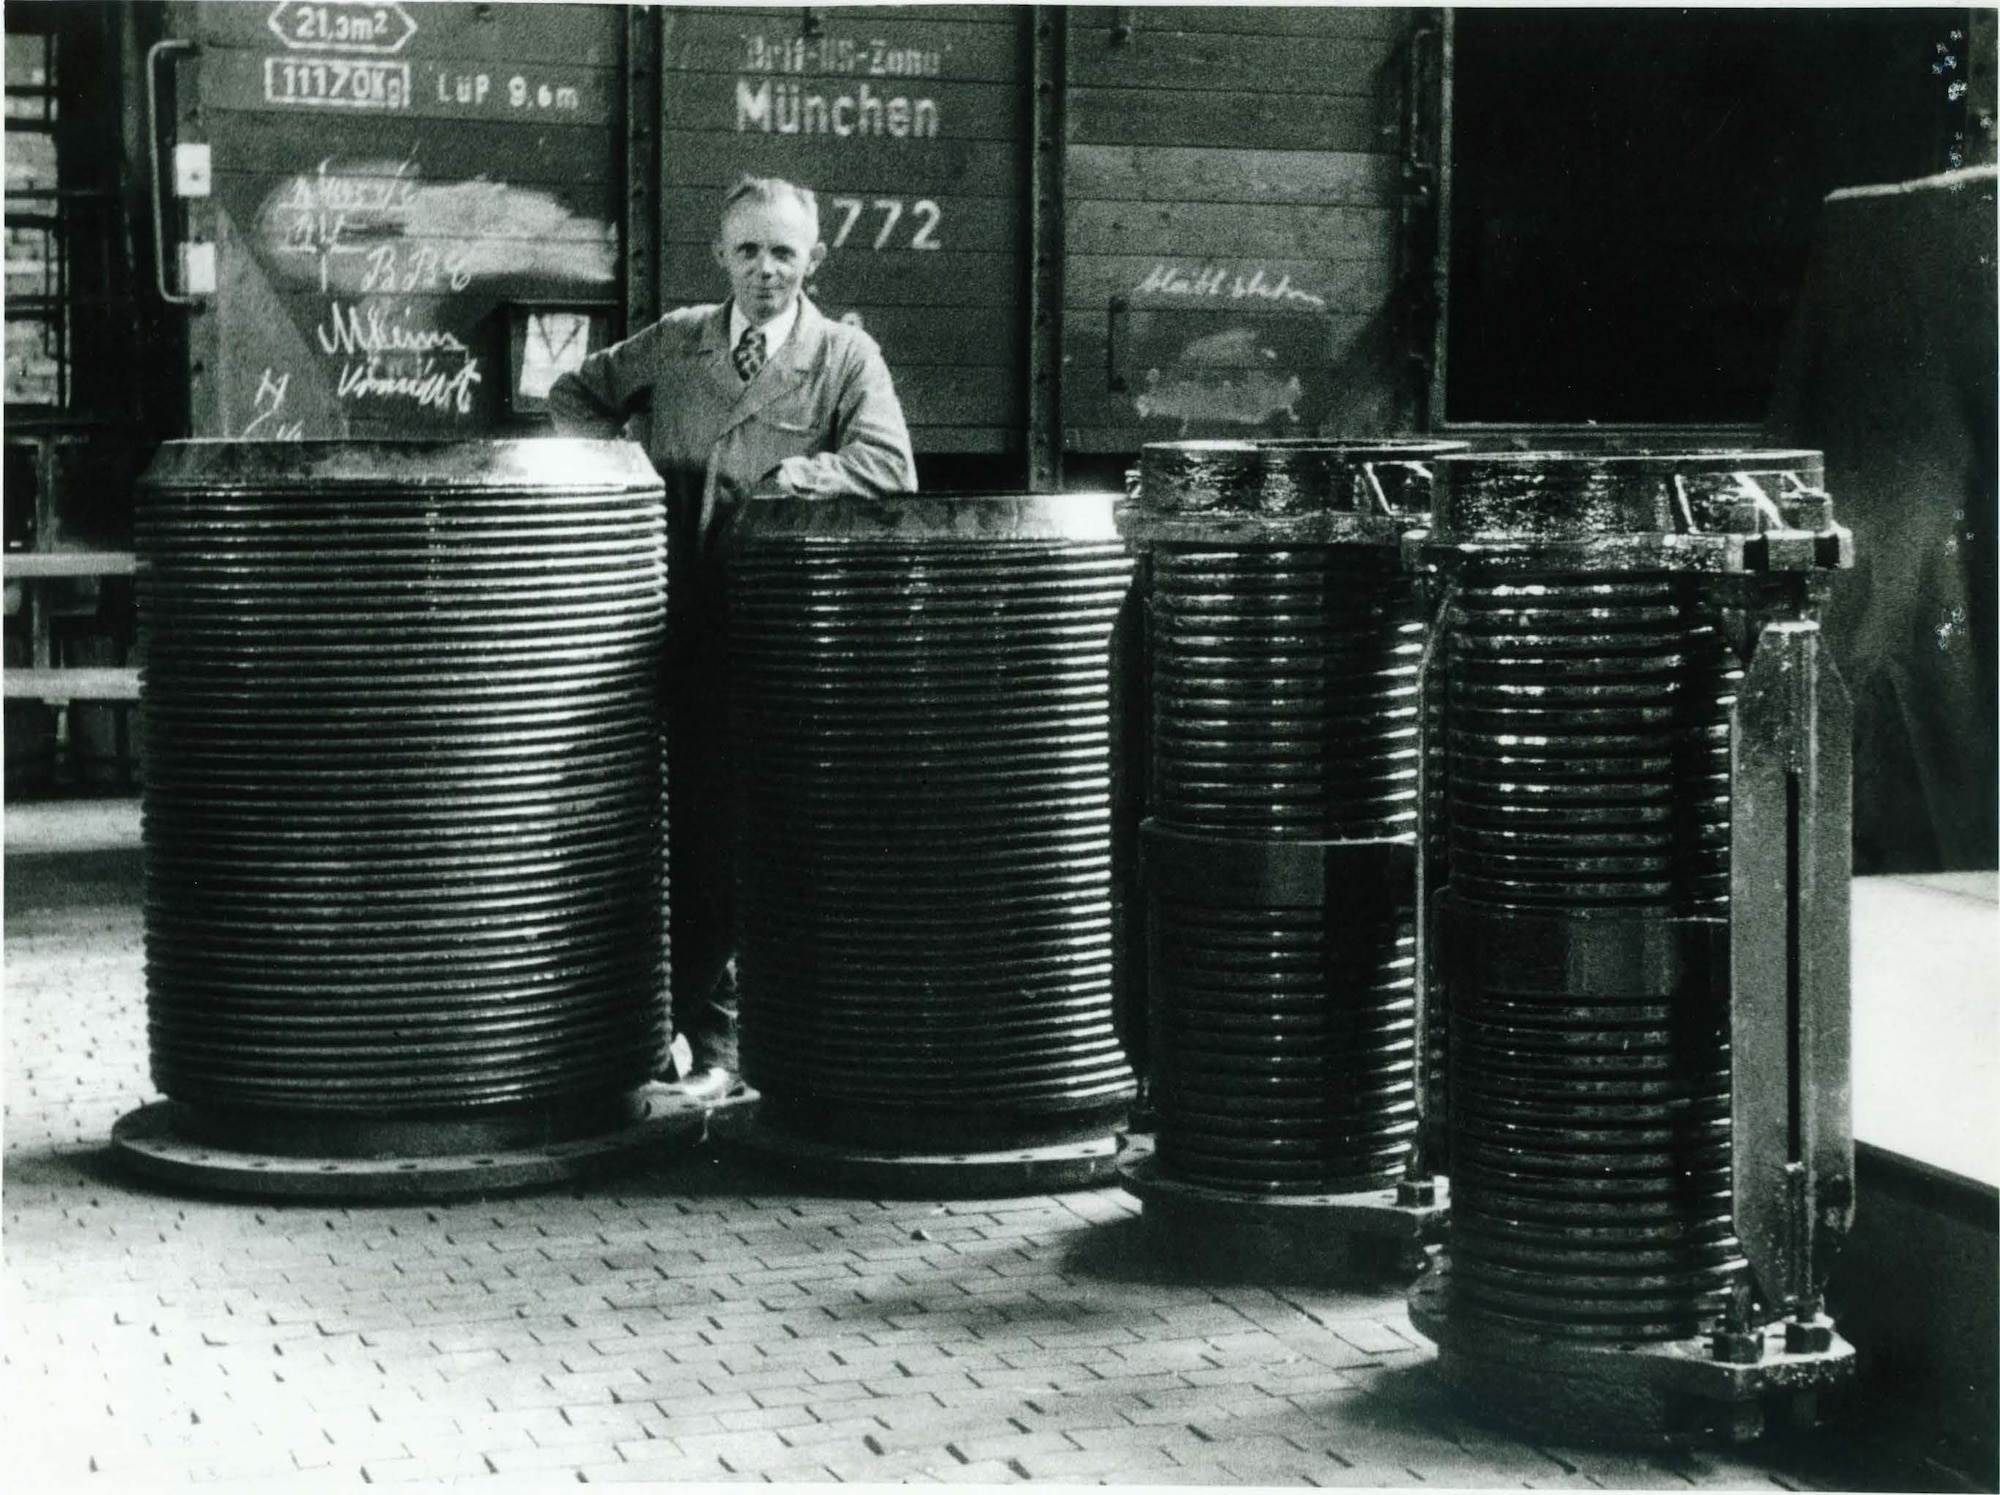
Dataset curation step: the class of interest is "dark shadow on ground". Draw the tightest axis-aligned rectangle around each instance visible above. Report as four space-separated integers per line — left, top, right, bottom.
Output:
1772 1415 1992 1495
1056 1211 1215 1287
3 847 144 915
1057 1210 1424 1303
1342 1356 1949 1492
4 1141 145 1194
596 1136 805 1203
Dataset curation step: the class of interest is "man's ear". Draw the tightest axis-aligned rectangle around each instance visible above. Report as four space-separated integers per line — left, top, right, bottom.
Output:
807 241 828 276
711 239 728 274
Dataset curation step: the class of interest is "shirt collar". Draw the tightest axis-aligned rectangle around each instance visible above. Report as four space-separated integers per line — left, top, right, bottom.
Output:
728 296 800 358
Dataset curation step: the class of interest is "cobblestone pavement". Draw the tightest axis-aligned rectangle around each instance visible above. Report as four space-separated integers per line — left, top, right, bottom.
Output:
3 805 1886 1488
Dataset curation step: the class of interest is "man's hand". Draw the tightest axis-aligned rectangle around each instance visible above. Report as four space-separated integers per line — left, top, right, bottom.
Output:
773 455 823 494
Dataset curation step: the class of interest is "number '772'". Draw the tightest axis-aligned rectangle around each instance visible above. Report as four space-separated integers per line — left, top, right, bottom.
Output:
827 197 942 251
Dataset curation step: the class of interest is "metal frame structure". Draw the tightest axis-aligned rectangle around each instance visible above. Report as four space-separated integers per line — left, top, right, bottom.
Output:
1404 449 1859 1446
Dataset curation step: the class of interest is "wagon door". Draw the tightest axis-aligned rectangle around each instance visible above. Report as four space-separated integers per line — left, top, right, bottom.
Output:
163 1 626 438
1063 7 1428 452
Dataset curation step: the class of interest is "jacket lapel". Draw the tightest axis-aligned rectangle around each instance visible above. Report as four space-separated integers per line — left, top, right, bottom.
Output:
717 297 825 438
698 305 741 407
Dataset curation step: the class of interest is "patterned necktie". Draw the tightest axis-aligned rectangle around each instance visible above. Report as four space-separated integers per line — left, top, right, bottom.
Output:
732 325 765 382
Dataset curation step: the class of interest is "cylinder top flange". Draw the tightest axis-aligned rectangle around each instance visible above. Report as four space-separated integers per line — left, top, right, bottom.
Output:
1420 449 1850 575
1126 438 1470 546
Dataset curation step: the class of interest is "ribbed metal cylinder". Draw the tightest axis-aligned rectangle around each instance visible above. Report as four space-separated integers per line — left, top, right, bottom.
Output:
1132 440 1463 1195
1444 571 1739 1340
1432 450 1824 1343
725 493 1137 1148
1152 546 1421 838
135 440 668 1140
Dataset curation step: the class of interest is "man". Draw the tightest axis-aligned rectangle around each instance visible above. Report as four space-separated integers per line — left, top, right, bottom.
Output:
549 176 917 1080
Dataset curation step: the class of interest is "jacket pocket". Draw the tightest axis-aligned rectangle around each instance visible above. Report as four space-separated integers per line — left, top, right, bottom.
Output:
759 410 816 437
755 386 820 438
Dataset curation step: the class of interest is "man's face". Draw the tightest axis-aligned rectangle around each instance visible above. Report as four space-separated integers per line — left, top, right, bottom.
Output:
713 194 825 326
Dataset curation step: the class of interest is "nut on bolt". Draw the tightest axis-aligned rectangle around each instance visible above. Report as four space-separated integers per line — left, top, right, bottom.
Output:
1711 1328 1766 1364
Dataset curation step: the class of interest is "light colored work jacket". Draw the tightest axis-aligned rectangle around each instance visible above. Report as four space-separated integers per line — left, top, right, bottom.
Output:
547 294 917 569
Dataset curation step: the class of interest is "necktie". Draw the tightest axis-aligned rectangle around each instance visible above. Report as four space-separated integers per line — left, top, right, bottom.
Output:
732 325 765 382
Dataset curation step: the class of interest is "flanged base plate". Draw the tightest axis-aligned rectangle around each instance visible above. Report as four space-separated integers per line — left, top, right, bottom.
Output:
1119 1139 1447 1285
1408 1258 1857 1448
110 1080 739 1202
724 1110 1123 1198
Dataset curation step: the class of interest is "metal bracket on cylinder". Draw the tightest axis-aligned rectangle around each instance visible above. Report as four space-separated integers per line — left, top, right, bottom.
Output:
1359 459 1435 520
1729 618 1855 1324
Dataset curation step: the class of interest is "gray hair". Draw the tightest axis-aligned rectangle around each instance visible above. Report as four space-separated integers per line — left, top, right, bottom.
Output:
719 175 819 237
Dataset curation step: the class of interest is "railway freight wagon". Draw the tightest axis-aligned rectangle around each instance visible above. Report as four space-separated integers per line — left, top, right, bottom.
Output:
151 2 1436 479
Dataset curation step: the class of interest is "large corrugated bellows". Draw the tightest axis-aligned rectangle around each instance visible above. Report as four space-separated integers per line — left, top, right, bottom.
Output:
723 493 1137 1195
1118 439 1463 1281
111 439 695 1199
1406 450 1858 1445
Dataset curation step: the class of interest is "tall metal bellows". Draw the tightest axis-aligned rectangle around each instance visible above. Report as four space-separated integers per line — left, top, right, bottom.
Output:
1130 440 1463 1198
1444 572 1741 1339
134 440 669 1130
725 494 1137 1151
1409 449 1858 1444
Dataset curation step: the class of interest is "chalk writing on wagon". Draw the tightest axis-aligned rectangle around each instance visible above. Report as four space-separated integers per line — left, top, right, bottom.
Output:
256 157 615 296
317 300 483 415
242 367 306 440
1134 263 1329 311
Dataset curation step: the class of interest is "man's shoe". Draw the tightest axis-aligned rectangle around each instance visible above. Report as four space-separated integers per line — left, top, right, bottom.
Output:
641 1065 736 1109
685 1021 738 1078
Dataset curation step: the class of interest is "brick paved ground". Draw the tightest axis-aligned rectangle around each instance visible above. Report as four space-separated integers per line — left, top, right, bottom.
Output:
2 802 1910 1488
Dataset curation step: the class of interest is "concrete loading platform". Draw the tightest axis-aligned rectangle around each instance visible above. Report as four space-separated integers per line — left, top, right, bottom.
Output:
3 800 1980 1488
